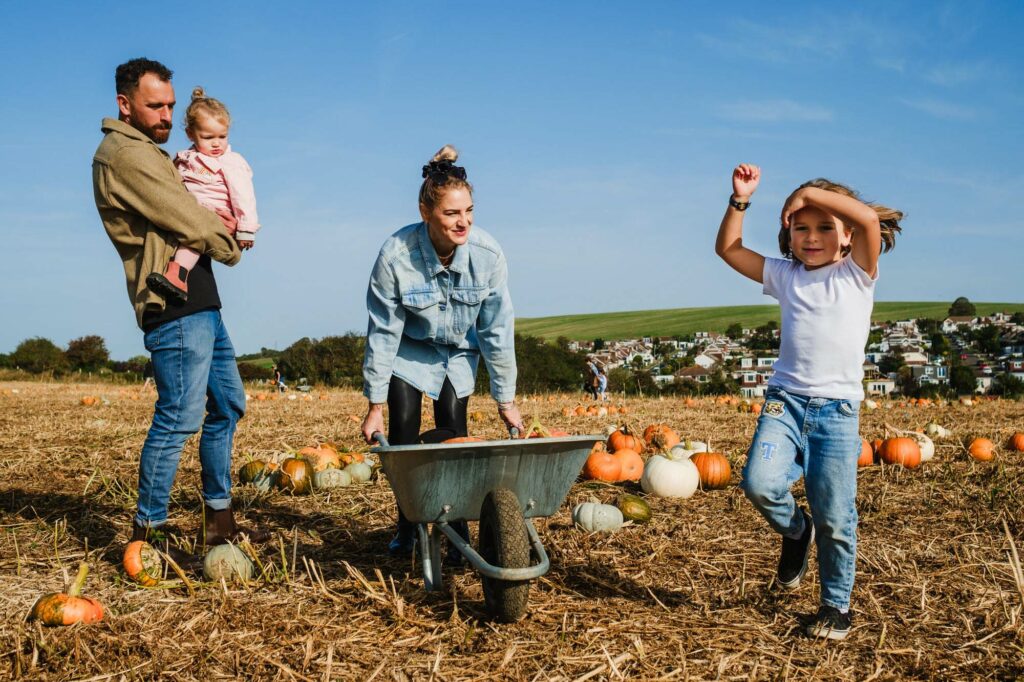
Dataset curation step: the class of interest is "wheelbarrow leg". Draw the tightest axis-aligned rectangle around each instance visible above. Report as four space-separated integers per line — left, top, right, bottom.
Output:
418 523 443 591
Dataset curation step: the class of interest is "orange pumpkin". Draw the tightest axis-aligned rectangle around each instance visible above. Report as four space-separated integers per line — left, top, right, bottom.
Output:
29 563 104 627
1009 433 1024 453
857 439 874 468
573 405 587 416
80 396 99 406
691 452 731 489
561 406 572 417
880 437 921 469
298 445 341 472
123 541 163 587
750 402 762 415
277 457 315 494
968 437 995 462
608 425 644 454
612 448 644 482
583 444 621 482
643 424 680 452
871 438 885 457
442 436 485 444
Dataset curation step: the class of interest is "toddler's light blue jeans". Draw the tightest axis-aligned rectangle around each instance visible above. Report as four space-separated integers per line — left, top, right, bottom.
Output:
741 386 861 611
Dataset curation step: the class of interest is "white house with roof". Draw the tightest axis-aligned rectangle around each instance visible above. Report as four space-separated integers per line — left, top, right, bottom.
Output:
866 378 896 396
942 316 976 333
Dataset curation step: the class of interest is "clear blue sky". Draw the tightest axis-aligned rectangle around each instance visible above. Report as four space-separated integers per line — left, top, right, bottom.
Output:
2 1 1022 359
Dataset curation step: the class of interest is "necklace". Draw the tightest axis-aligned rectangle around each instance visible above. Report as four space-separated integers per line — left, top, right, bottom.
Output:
438 249 456 267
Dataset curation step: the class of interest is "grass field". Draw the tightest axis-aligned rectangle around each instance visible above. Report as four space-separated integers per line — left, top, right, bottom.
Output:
516 301 1024 341
2 382 1023 680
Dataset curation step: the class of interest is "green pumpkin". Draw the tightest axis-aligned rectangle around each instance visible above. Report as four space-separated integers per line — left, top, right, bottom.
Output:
572 502 623 533
238 460 267 484
617 493 652 523
203 544 254 582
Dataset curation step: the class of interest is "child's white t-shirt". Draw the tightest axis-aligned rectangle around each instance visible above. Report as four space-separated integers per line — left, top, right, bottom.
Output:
762 255 876 401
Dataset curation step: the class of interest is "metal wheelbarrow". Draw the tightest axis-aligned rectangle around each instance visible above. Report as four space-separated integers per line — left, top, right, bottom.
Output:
372 432 600 622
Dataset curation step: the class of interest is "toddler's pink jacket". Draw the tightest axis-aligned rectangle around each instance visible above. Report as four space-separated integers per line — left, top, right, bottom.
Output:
174 146 260 242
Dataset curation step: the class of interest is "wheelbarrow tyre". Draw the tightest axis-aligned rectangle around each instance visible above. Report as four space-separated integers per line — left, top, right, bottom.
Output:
478 488 531 623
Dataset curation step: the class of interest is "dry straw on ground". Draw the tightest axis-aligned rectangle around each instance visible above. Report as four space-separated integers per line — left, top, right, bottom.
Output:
1 381 1023 680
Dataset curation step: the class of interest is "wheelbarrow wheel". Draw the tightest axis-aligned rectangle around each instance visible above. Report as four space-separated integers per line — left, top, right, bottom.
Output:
478 488 531 622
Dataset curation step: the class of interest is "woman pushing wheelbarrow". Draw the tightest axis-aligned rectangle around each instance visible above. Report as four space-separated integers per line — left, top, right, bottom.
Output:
361 144 525 559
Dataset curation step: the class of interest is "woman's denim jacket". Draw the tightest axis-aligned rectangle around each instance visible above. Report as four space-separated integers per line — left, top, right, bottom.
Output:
363 222 517 404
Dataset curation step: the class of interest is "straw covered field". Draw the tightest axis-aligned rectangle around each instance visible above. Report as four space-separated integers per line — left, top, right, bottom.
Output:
1 381 1023 681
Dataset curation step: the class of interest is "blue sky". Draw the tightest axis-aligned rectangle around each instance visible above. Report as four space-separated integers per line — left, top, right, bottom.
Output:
1 1 1022 359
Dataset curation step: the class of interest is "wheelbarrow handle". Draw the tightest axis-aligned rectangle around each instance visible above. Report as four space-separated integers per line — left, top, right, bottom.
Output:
509 427 520 439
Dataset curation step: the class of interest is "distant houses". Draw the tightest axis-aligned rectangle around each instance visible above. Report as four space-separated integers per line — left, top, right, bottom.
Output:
573 308 1023 397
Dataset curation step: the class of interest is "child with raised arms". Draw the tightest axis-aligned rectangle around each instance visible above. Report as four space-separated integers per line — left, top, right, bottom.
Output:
146 87 259 301
715 163 903 640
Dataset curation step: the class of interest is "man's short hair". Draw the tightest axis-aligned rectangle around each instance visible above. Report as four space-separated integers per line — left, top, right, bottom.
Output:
115 58 173 96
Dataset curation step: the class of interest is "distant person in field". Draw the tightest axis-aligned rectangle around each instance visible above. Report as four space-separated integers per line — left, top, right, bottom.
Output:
597 367 608 401
715 163 903 641
147 87 260 302
93 57 269 557
361 145 524 559
272 365 286 392
585 358 600 400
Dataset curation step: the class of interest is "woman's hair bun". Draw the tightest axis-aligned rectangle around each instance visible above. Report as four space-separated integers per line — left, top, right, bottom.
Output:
191 86 206 101
431 144 459 164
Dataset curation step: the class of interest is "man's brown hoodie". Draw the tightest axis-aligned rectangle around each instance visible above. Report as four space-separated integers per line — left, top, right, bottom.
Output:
93 118 241 328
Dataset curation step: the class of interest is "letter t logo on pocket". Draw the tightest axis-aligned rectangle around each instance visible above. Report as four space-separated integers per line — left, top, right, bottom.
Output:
760 441 778 461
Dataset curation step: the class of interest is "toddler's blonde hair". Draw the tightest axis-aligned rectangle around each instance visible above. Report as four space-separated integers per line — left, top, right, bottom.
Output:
778 178 903 259
184 86 231 130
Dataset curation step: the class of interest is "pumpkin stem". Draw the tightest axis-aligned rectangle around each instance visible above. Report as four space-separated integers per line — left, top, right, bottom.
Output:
68 562 89 597
524 416 551 439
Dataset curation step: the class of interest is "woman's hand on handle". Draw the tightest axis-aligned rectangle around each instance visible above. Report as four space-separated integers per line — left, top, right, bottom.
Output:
497 402 524 437
361 403 385 444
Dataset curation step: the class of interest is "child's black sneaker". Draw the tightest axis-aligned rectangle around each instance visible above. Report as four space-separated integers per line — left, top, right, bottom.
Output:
777 508 814 589
807 604 852 640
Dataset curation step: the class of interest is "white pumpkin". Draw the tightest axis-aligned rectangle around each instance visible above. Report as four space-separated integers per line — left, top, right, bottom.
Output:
641 455 700 499
344 462 372 483
863 399 878 411
313 468 352 489
251 469 279 493
572 502 623 532
668 440 708 460
915 433 935 462
924 422 951 439
203 544 254 582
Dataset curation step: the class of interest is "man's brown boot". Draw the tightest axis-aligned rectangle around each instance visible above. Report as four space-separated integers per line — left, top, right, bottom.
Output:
201 505 272 547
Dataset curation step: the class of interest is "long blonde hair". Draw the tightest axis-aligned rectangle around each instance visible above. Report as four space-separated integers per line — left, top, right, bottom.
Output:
778 178 903 258
183 86 231 130
419 145 473 210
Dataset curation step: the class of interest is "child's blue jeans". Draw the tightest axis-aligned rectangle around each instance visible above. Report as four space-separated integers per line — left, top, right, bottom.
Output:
741 386 861 611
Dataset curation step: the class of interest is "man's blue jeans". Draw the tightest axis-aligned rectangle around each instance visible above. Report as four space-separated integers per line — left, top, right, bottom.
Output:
136 310 245 527
741 386 861 611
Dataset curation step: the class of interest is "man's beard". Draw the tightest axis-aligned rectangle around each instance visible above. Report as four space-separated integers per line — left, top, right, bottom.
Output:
147 125 171 144
131 116 171 144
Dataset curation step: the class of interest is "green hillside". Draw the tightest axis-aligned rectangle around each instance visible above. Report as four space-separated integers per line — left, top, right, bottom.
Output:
515 302 1024 342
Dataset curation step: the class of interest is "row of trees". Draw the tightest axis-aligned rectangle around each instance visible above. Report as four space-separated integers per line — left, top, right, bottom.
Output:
0 335 120 375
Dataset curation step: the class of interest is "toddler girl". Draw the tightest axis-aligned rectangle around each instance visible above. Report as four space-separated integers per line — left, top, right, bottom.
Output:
146 87 259 301
715 163 903 640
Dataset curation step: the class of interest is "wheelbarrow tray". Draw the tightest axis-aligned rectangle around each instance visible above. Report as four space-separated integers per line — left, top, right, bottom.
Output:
373 435 600 524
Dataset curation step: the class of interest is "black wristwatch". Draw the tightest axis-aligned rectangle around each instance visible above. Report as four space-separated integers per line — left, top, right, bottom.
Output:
729 196 751 211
